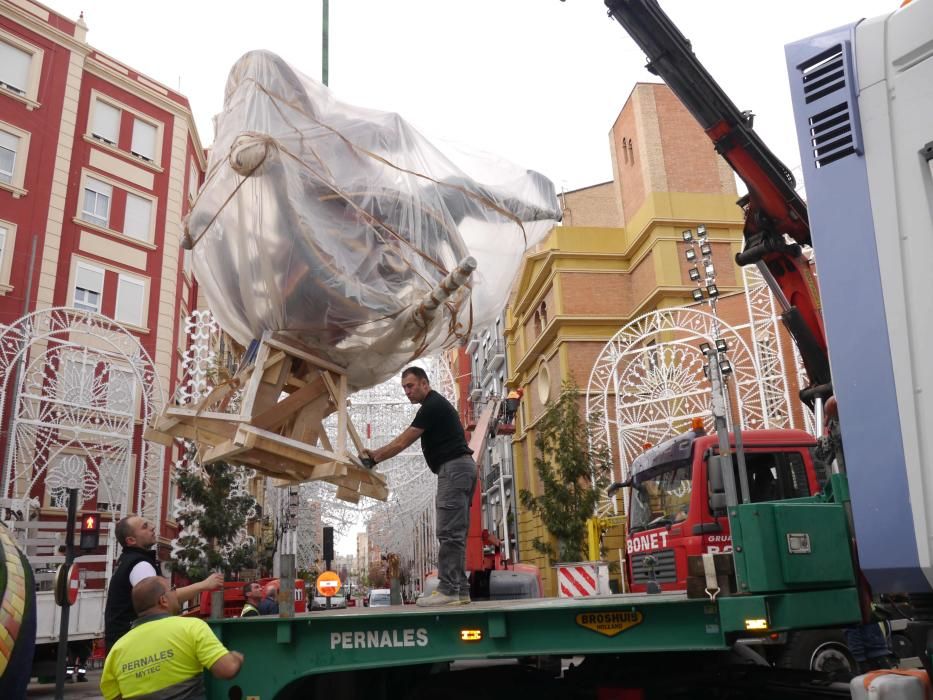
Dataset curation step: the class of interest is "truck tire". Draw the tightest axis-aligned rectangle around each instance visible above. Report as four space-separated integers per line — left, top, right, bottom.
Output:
778 629 856 677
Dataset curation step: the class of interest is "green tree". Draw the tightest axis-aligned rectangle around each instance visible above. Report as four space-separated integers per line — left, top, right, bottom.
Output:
367 562 387 589
519 381 611 562
171 459 258 581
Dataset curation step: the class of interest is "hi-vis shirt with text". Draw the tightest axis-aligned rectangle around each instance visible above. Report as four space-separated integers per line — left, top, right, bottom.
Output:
101 615 229 699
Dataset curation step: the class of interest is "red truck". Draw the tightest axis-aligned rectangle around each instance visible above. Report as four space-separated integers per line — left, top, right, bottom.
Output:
618 424 826 593
189 577 307 618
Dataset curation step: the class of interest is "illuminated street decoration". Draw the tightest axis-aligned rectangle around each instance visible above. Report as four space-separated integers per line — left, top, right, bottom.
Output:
0 308 163 529
587 250 817 518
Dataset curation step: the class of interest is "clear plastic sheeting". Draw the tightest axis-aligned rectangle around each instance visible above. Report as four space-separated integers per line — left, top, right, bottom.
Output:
188 50 560 389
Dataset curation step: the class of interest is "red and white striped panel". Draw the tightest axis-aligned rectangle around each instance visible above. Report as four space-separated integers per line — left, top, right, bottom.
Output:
557 564 598 598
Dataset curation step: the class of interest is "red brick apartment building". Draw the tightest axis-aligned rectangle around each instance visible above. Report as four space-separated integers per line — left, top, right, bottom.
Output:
0 0 205 542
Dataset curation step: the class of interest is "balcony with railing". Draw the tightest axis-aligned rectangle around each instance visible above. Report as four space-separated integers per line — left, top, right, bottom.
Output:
484 463 501 490
484 455 512 493
485 337 505 371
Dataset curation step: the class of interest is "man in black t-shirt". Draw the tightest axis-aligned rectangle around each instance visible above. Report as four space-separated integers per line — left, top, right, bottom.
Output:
364 366 476 607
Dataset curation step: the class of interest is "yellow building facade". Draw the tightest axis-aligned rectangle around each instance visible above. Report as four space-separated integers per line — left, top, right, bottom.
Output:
505 83 748 594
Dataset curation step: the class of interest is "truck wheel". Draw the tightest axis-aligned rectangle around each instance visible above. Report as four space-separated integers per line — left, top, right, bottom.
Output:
778 629 856 677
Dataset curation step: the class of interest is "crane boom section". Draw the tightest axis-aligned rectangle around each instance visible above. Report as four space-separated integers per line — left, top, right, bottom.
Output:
605 0 830 393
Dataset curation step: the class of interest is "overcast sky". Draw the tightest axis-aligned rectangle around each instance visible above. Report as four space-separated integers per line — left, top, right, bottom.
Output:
47 0 894 193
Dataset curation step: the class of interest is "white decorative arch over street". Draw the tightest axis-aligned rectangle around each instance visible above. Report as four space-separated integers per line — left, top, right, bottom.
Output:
586 307 764 515
0 308 164 530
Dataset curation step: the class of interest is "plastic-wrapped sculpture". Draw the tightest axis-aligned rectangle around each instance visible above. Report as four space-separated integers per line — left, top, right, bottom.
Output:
151 51 560 499
186 50 560 390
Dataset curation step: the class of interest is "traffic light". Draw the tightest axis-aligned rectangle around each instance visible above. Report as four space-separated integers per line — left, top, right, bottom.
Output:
322 526 334 562
79 513 100 551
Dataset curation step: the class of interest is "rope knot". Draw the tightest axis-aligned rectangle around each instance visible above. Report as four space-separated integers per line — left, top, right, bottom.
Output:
229 132 276 176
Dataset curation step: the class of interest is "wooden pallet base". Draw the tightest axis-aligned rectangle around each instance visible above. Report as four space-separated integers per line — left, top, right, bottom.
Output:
146 332 387 502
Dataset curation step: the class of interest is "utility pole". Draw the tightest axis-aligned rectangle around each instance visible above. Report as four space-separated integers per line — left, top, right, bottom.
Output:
322 0 329 86
54 488 77 700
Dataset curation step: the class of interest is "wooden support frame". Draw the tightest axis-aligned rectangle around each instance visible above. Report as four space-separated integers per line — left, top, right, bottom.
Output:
151 332 387 502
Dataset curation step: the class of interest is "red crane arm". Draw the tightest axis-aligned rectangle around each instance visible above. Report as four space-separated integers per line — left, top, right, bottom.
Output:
607 0 831 398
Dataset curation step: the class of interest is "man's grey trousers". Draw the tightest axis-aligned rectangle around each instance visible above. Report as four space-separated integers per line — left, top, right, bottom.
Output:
435 456 477 596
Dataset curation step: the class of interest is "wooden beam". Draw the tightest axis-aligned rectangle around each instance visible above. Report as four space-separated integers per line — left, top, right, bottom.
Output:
252 352 291 414
335 487 361 504
345 413 366 454
195 379 240 417
143 427 175 447
265 332 346 375
251 375 327 431
336 373 348 459
237 424 344 467
202 437 252 464
239 341 272 418
151 420 237 447
162 407 241 425
321 371 365 457
358 482 389 500
291 393 332 445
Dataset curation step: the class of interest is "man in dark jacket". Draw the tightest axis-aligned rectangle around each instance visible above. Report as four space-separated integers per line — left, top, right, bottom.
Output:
104 515 223 649
258 583 279 615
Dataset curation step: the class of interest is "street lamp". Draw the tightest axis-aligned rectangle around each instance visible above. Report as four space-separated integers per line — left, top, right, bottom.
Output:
683 223 720 307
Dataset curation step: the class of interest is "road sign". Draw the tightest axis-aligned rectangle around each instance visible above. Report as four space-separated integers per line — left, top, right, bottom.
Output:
54 564 80 606
316 570 341 597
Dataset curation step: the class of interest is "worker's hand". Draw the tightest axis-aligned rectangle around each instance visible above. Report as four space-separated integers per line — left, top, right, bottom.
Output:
201 572 224 590
360 449 377 468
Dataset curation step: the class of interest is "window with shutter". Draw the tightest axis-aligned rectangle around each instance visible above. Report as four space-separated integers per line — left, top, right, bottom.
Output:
82 177 112 228
115 274 145 327
131 119 157 162
106 367 136 415
188 159 199 200
91 100 121 145
74 263 104 313
0 41 30 95
123 193 152 241
0 130 16 184
96 456 128 513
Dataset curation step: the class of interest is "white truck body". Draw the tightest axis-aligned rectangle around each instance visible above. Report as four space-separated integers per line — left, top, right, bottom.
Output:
786 0 933 594
2 516 116 643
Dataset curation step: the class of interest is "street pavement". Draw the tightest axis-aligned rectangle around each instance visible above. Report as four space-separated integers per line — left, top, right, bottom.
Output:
27 668 104 699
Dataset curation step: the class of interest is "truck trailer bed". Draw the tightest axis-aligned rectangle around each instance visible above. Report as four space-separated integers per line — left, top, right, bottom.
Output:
205 587 859 698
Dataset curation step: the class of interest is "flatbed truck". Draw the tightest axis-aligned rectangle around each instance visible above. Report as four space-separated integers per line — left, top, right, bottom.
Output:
181 0 933 696
204 589 859 698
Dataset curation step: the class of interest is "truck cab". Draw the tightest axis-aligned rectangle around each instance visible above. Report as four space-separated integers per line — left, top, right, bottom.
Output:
626 427 825 593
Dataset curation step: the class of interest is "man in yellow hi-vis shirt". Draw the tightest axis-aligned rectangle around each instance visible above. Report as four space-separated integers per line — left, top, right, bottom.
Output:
101 576 243 699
